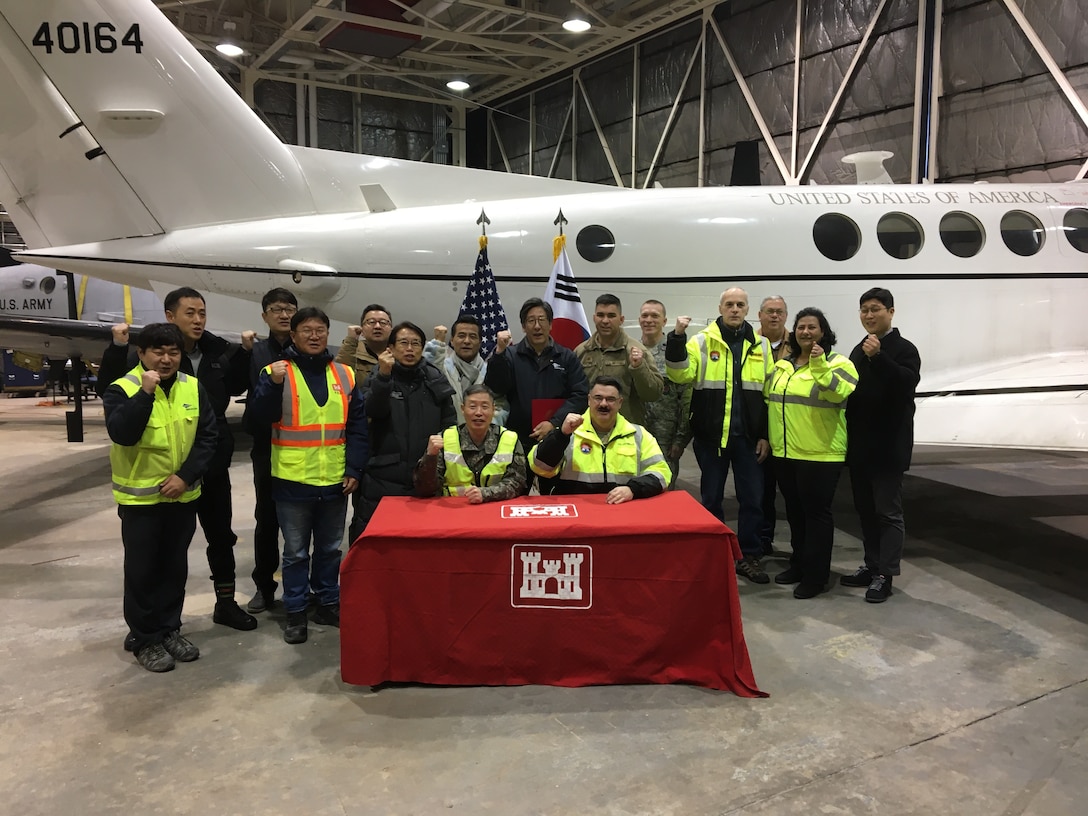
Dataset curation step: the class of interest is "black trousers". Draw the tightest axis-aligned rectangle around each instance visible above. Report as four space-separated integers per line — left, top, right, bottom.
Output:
250 451 280 595
849 463 905 576
775 457 843 587
121 502 198 652
196 463 237 586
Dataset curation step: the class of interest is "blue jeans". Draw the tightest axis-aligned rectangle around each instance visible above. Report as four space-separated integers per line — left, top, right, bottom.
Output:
692 436 764 558
276 496 346 614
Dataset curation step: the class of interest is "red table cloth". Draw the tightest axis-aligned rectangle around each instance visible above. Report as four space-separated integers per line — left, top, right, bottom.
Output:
341 491 765 696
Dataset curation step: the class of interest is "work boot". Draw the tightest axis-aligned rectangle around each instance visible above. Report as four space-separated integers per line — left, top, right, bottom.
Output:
213 599 258 630
162 630 200 662
135 642 175 673
865 574 893 603
284 611 308 644
246 589 275 613
735 555 769 584
312 604 340 628
840 566 873 588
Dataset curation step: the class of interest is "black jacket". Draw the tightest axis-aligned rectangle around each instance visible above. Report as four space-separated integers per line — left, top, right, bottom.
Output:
362 361 457 497
846 328 921 472
97 331 251 470
243 334 291 454
484 338 589 448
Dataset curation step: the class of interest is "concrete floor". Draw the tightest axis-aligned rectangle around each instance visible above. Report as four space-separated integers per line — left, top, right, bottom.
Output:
1 394 1085 815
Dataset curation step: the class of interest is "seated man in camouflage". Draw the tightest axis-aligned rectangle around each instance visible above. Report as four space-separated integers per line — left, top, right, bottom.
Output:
414 385 527 503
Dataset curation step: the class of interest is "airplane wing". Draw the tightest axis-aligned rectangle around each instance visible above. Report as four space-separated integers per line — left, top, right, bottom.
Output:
0 314 116 361
915 352 1088 451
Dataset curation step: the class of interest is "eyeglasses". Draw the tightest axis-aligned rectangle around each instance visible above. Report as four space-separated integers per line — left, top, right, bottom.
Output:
524 316 549 326
761 309 785 316
589 395 619 404
859 306 886 315
363 318 392 327
395 339 422 349
295 327 328 337
266 305 297 315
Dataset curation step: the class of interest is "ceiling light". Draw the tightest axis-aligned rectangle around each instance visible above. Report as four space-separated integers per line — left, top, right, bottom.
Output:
446 79 470 91
563 18 591 33
216 42 245 57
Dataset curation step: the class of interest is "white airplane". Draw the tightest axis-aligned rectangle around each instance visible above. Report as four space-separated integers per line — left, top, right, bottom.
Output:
0 0 1085 450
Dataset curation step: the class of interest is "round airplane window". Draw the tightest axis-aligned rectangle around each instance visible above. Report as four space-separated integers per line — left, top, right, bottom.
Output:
1063 208 1088 253
812 213 861 261
39 276 56 295
939 211 985 258
876 212 924 260
575 225 616 263
1000 210 1045 256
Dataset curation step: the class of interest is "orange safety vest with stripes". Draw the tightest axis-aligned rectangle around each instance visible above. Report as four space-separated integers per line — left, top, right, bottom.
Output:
267 360 356 486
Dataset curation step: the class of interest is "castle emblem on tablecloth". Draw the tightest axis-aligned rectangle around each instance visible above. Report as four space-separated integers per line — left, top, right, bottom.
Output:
511 544 592 609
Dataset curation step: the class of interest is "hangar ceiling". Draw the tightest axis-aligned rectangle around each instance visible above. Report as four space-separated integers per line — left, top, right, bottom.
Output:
156 0 724 107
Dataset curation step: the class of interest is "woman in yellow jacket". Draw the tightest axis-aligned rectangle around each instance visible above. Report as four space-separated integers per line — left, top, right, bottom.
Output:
765 307 858 598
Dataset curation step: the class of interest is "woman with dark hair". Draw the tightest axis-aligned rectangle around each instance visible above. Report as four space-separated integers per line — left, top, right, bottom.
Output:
348 321 457 540
765 307 858 598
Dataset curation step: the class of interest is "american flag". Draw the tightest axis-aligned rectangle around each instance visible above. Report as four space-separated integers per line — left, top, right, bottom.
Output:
458 239 509 358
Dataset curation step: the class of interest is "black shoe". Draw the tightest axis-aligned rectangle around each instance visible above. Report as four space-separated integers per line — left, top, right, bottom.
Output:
213 599 258 631
246 590 275 613
284 611 308 644
774 566 803 585
162 630 200 662
135 642 175 673
793 581 829 599
865 574 893 603
123 633 138 653
735 556 770 584
312 604 340 628
840 566 873 588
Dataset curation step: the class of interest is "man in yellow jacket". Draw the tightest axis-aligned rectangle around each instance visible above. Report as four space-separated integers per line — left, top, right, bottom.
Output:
665 288 775 583
529 376 671 503
104 323 218 673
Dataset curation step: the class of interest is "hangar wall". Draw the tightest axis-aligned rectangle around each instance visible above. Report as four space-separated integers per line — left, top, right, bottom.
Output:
480 0 1088 186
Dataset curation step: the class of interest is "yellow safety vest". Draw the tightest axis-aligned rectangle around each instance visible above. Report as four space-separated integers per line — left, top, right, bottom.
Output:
666 322 773 447
110 366 202 505
530 412 671 491
269 360 356 486
441 425 519 496
765 352 858 462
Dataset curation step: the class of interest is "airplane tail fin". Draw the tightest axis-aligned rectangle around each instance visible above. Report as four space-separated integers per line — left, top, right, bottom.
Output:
0 0 315 248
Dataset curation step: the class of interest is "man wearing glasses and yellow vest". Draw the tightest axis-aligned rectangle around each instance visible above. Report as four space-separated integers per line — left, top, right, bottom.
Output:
250 307 369 645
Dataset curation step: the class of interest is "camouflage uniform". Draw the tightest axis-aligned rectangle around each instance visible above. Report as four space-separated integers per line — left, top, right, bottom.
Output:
642 339 692 487
413 423 528 502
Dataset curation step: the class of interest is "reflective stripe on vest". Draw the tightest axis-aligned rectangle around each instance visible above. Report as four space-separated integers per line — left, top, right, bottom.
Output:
683 328 772 444
269 361 356 485
110 367 202 505
766 353 855 461
539 414 669 491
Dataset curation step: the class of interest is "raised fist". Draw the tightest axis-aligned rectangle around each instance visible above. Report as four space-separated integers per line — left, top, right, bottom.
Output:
862 334 881 358
674 315 691 335
378 347 395 375
494 330 512 353
427 434 444 456
348 324 363 338
811 343 825 359
112 323 130 345
269 359 289 384
561 413 584 435
628 345 644 368
433 325 448 342
141 369 160 394
241 330 257 351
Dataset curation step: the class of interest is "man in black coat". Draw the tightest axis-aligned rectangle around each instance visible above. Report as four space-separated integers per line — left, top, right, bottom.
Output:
97 287 258 630
841 287 921 603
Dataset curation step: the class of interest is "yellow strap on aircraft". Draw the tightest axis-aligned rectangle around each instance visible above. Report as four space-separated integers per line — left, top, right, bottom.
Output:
123 285 133 324
76 275 88 319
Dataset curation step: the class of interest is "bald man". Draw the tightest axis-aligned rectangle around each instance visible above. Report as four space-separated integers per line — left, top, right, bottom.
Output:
665 288 775 584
